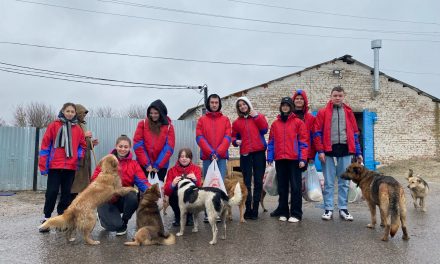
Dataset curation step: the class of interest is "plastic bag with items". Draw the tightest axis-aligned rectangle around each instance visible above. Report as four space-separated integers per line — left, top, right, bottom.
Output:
263 165 278 196
148 172 164 209
301 163 324 202
202 159 227 193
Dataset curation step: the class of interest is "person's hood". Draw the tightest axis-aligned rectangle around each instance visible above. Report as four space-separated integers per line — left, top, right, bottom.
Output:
147 99 169 125
235 96 254 117
205 94 222 112
292 89 309 113
75 104 88 123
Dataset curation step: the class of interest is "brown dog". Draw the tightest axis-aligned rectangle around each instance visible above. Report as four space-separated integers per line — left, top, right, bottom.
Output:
341 163 409 241
225 171 248 223
125 184 175 246
39 155 137 245
407 169 429 212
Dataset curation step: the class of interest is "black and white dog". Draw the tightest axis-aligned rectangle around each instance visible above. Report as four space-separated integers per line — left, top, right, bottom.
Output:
176 178 242 245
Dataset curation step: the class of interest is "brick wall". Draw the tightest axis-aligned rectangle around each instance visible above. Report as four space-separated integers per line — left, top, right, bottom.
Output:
183 59 440 164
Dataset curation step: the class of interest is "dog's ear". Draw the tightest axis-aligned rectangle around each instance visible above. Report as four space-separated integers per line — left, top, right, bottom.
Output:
417 178 422 184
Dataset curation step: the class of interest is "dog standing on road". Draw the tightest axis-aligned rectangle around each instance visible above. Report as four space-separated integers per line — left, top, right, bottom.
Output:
341 163 409 241
225 171 248 223
407 169 429 212
176 178 242 245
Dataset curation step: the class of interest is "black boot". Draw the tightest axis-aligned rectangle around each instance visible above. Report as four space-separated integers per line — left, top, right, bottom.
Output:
251 201 259 220
244 201 252 219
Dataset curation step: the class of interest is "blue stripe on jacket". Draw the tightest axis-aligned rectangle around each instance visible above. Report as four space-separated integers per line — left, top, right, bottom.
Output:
134 175 148 192
133 140 151 166
153 138 174 169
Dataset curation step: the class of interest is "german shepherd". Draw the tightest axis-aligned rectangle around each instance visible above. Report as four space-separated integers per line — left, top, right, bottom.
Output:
176 178 242 245
125 184 175 246
39 155 137 245
225 171 248 223
407 169 429 212
341 163 409 241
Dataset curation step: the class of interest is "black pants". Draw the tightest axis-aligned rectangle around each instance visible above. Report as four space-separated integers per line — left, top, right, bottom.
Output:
275 160 303 219
169 190 180 221
97 191 138 231
43 169 75 218
240 150 266 206
142 167 168 182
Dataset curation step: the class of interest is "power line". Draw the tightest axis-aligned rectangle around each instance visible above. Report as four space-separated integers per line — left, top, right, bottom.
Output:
226 0 440 26
9 0 440 43
97 0 440 36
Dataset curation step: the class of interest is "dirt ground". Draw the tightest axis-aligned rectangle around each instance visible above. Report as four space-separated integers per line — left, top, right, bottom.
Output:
1 158 439 219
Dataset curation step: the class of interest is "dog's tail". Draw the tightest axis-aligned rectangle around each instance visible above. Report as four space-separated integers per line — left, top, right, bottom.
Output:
39 213 73 231
159 233 176 245
227 182 242 207
389 191 401 237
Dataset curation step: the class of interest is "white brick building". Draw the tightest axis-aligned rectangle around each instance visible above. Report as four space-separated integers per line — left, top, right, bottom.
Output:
179 55 440 168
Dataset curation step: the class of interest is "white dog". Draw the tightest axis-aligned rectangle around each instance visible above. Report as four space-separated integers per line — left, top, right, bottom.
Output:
176 178 242 245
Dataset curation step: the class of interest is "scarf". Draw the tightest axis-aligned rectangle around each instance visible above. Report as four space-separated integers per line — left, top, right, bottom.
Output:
54 111 78 158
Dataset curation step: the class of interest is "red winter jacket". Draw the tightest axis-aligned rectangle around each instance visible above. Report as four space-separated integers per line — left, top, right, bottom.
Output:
164 161 202 196
133 117 175 170
196 111 232 160
267 114 309 163
39 120 87 174
292 89 316 160
232 113 268 155
91 150 149 203
313 101 361 156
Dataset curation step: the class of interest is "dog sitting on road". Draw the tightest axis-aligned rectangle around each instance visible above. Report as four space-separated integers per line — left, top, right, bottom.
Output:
341 163 409 241
125 183 175 246
176 178 242 245
407 169 429 212
39 155 137 245
224 171 248 223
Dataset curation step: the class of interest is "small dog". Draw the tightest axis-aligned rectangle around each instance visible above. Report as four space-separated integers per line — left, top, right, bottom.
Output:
407 169 429 212
224 171 248 223
125 183 175 246
176 178 242 245
39 155 137 245
341 163 409 241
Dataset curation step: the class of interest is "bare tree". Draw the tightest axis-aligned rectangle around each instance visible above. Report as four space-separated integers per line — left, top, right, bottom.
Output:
89 106 118 118
13 102 56 128
0 117 6 127
125 104 147 119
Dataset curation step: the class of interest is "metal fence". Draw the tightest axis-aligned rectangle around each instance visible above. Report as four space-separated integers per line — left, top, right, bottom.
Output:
0 118 198 191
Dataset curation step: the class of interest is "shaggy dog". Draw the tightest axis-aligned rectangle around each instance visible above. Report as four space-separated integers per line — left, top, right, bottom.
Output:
125 184 175 246
224 171 248 223
341 163 409 241
176 178 242 245
407 169 429 212
39 155 137 245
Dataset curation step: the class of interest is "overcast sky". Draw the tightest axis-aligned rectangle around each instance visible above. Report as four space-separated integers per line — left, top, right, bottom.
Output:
1 0 439 124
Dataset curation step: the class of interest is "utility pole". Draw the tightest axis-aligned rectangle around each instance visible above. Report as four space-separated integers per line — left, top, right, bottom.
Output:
201 84 208 114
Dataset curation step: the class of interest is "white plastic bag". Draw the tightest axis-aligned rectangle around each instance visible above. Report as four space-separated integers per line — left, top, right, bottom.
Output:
302 164 323 202
202 160 227 193
348 180 362 203
148 172 164 209
263 165 278 196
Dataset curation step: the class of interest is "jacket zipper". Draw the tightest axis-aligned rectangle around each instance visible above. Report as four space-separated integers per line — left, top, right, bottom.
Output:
337 107 341 144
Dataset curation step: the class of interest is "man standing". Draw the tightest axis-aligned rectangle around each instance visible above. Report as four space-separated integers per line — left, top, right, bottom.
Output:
313 86 362 221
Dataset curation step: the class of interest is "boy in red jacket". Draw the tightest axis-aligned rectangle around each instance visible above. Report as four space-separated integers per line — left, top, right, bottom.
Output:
313 86 363 221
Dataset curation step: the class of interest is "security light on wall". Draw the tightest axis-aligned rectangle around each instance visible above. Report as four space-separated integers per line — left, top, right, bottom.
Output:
332 69 342 78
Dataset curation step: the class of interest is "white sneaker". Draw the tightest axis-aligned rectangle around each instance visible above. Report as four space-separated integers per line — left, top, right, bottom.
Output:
279 216 287 222
288 217 299 223
339 209 354 221
321 210 333 220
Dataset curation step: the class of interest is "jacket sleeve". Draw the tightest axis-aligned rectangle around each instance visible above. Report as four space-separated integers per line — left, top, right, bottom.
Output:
91 165 102 182
38 123 54 175
215 117 232 158
267 123 275 163
297 120 309 163
349 112 362 157
193 165 203 187
76 129 87 161
306 115 317 160
313 110 325 153
133 162 150 192
254 113 269 134
133 120 151 168
154 124 175 169
231 120 241 147
196 118 215 158
164 167 177 196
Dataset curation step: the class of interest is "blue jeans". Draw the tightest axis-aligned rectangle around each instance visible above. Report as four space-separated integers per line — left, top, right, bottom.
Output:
202 159 227 180
322 155 352 211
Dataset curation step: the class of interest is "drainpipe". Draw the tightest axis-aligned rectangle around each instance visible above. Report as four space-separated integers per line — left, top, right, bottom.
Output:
371 40 382 96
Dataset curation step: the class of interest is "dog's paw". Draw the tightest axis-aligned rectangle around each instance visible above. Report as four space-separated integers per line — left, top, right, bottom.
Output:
68 237 76 242
402 234 410 240
87 240 100 245
422 208 427 212
209 240 217 245
176 232 183 237
367 224 375 229
381 236 389 242
221 235 226 240
192 228 198 233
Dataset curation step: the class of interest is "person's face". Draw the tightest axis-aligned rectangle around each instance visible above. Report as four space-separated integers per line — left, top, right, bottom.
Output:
331 91 345 105
149 108 160 122
178 151 190 166
209 98 220 112
116 140 130 157
63 106 76 120
281 103 291 113
238 100 249 114
294 95 305 109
